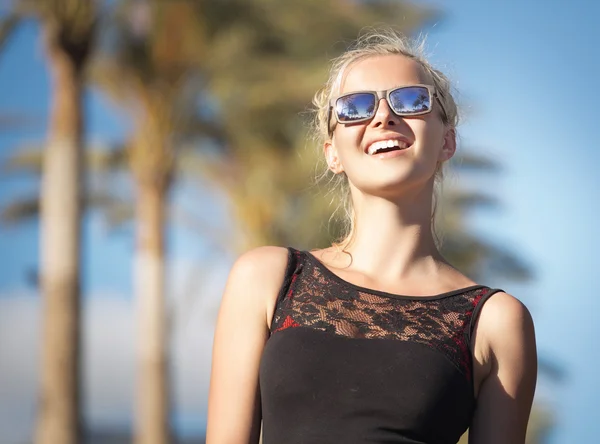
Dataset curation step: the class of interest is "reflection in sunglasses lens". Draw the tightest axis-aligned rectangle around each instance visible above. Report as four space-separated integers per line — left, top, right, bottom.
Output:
389 87 431 114
335 87 432 124
336 93 376 122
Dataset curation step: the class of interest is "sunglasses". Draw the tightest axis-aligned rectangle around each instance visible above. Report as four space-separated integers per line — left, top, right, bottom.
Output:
328 84 447 136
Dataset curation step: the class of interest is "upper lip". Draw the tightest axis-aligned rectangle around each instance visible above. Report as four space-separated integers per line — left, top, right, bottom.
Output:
364 133 413 154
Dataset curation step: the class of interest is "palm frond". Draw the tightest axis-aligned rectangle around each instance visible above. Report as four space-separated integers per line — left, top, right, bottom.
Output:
0 112 43 131
0 195 39 224
2 145 44 174
2 142 128 174
0 11 20 51
445 191 500 212
451 151 501 172
440 232 532 282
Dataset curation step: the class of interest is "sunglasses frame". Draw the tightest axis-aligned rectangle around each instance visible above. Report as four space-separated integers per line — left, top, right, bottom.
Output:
327 84 447 137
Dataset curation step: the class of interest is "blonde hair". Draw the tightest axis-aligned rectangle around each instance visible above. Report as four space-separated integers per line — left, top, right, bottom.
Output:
311 28 459 250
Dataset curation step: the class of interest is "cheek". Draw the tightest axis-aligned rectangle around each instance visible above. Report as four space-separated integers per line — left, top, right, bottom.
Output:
411 120 444 151
333 126 366 159
335 123 366 142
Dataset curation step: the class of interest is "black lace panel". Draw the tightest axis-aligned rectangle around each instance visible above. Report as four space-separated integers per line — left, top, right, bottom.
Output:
270 249 496 383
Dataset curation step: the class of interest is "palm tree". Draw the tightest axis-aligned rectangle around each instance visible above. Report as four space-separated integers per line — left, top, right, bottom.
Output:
0 2 95 444
90 2 210 442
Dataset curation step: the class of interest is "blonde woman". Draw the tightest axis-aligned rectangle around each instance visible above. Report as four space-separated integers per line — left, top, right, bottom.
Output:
207 29 537 444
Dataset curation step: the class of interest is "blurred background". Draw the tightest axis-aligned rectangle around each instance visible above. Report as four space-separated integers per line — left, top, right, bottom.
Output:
0 0 597 443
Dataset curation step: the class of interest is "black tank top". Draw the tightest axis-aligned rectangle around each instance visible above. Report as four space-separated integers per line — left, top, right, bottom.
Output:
259 248 503 444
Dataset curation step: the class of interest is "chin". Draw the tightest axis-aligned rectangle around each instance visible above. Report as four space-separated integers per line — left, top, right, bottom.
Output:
354 172 435 199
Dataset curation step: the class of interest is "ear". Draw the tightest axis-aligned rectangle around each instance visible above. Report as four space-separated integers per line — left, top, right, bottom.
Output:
324 140 344 174
439 127 457 162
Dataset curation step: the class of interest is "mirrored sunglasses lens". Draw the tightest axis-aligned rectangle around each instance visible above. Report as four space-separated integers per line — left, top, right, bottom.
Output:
389 87 431 114
336 93 376 122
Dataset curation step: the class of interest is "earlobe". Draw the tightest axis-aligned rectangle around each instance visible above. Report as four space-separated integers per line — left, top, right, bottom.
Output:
324 141 344 174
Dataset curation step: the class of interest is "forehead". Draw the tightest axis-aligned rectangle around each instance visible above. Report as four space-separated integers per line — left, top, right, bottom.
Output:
339 54 428 94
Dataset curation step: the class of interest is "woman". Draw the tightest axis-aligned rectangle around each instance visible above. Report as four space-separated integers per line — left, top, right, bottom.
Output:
207 30 537 444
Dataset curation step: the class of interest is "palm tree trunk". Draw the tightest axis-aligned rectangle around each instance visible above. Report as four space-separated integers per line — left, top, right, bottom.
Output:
135 181 170 444
35 41 83 444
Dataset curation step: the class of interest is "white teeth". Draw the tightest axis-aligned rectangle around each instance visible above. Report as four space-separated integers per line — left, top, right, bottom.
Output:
367 139 409 155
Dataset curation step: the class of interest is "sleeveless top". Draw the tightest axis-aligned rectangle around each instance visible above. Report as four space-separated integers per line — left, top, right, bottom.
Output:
258 248 503 444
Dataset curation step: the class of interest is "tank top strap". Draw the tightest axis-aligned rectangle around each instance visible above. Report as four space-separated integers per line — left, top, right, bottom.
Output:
269 247 305 329
466 287 505 345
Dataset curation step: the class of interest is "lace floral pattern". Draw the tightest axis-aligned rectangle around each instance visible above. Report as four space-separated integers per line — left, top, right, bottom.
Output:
270 249 496 382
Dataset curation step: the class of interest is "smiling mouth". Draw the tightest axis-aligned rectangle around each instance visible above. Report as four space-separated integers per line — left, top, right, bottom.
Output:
366 139 411 155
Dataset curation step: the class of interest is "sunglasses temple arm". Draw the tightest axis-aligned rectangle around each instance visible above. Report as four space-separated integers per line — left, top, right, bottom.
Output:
433 91 449 124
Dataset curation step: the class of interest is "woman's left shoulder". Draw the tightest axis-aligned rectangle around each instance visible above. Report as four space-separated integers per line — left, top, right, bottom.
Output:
469 291 538 442
477 291 535 338
476 290 537 370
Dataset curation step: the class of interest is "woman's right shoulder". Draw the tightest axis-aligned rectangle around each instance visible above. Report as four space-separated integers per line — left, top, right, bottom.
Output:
229 246 291 282
222 246 293 325
209 247 292 441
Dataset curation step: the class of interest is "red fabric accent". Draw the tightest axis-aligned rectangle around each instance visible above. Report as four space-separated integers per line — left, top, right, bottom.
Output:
273 315 300 333
456 289 489 381
470 289 487 308
285 251 303 300
451 329 471 381
286 273 298 299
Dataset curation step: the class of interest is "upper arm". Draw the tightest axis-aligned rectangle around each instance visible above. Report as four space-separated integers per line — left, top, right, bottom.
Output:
469 292 538 444
206 246 289 444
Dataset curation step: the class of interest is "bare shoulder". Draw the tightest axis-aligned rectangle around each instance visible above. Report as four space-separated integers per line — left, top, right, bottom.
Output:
477 292 536 346
469 292 538 443
208 246 290 443
475 291 536 366
224 246 290 327
230 246 290 280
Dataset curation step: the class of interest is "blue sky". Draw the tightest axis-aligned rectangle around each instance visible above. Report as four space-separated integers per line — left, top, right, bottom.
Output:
1 1 599 442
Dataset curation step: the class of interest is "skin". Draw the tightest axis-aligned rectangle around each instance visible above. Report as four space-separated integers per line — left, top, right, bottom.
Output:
207 54 537 444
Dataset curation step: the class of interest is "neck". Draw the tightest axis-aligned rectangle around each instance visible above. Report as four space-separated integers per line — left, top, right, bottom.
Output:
338 181 448 281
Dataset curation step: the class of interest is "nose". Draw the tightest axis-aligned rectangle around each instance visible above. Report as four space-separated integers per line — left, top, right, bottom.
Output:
370 98 401 129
